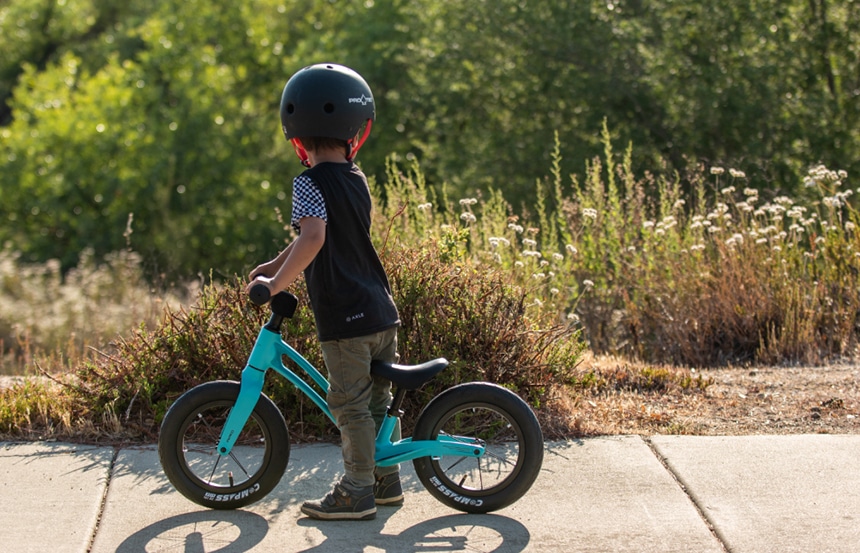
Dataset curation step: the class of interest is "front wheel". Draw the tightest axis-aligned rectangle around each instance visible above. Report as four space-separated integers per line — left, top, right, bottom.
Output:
412 382 544 513
158 381 290 509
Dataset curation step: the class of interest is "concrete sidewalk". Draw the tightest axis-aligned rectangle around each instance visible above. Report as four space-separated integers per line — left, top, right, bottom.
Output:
1 435 858 552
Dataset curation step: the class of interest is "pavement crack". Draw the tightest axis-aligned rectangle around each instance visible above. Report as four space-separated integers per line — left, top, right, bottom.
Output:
86 446 119 553
643 436 732 553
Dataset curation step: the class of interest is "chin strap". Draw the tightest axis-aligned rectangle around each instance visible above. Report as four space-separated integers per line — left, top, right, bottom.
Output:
290 138 311 168
346 120 373 162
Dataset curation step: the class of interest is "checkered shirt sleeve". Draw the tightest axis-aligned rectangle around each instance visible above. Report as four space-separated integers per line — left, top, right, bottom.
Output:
291 175 327 234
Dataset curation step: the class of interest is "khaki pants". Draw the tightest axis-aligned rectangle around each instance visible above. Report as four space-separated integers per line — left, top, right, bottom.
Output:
320 326 400 488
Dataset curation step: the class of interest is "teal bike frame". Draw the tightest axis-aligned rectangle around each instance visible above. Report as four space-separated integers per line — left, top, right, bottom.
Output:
216 325 486 466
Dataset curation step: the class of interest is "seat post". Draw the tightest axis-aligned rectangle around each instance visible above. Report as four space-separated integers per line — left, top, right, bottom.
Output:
387 388 407 418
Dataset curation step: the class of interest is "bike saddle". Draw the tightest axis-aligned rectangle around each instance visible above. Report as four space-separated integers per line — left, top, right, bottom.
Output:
370 358 449 390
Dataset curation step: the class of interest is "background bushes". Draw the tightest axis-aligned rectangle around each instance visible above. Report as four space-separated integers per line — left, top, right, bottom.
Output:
2 0 859 279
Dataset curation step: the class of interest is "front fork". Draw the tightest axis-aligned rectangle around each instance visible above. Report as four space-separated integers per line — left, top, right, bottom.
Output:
216 364 266 455
216 327 280 455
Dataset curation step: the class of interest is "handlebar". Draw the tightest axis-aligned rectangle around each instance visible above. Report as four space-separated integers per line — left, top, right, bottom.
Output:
249 283 272 306
249 283 299 321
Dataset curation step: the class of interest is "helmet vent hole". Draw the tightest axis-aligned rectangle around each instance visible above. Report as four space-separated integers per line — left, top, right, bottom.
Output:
323 103 335 114
286 103 295 114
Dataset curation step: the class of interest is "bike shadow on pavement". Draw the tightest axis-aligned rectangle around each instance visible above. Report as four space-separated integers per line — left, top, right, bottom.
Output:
295 511 531 553
113 509 270 553
111 509 529 553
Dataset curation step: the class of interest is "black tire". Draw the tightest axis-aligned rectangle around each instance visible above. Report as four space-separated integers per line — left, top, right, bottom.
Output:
158 381 290 509
411 382 543 513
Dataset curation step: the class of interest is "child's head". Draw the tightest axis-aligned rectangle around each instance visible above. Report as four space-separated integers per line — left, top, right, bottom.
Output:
279 64 375 167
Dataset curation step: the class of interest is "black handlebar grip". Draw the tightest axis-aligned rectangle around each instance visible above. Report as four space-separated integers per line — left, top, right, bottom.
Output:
249 283 271 306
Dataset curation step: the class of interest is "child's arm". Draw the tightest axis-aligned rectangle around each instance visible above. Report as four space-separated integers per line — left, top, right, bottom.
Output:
249 241 295 281
249 217 325 296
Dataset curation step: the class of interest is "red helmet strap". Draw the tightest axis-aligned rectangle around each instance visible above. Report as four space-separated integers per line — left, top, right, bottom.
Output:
290 138 311 168
347 120 373 161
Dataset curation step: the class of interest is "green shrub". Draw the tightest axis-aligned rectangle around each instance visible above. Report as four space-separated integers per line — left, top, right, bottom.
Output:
385 241 584 416
3 239 583 441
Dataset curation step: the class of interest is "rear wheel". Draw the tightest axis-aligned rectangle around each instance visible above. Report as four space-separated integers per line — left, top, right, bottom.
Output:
412 382 543 513
158 381 290 509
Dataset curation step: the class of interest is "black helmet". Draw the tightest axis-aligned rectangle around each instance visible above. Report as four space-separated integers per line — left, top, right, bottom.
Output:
280 63 375 165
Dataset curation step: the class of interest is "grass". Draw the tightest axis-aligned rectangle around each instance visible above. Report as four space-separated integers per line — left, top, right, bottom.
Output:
0 247 191 376
2 130 858 441
376 125 859 366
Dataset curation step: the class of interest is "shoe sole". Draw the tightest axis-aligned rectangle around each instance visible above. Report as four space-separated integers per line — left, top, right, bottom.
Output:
375 495 404 506
300 506 377 521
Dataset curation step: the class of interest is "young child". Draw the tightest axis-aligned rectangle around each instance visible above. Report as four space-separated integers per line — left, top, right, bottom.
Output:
247 63 402 521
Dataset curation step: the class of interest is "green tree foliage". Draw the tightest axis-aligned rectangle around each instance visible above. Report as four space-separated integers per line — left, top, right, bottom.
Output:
1 0 858 280
0 0 338 277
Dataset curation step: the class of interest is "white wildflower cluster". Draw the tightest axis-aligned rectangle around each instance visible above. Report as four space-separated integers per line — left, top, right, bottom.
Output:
582 207 598 220
659 215 678 230
823 189 853 208
488 236 511 249
804 165 848 188
460 212 477 223
713 203 729 217
736 201 755 213
552 252 564 262
757 202 786 218
458 198 478 206
522 238 537 248
721 186 736 195
565 244 578 254
521 250 542 259
508 223 524 233
726 233 745 247
786 205 807 218
690 244 706 252
582 279 595 288
710 167 746 179
642 216 677 236
417 202 433 211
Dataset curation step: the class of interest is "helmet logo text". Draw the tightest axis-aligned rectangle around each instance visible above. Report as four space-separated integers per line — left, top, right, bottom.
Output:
349 95 373 106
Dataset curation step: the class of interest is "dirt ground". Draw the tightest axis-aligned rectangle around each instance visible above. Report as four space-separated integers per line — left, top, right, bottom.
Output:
559 355 860 437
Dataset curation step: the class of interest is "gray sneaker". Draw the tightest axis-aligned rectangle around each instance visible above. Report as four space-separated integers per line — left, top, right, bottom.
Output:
301 480 377 521
374 472 404 506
